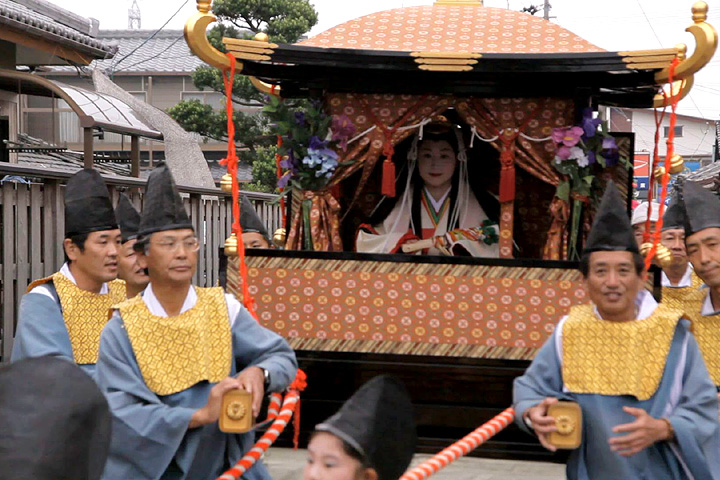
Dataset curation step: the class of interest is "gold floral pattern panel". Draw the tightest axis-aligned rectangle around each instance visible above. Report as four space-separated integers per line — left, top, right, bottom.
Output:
229 256 588 360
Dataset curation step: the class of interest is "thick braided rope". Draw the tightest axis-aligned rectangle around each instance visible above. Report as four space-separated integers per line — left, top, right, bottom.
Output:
216 391 300 480
399 407 515 480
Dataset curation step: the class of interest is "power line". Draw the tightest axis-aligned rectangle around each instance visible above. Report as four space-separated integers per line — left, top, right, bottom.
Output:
635 0 664 46
110 0 189 73
114 36 185 73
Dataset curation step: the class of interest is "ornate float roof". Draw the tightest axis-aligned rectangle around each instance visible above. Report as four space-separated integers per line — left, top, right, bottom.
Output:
300 5 603 54
184 0 717 108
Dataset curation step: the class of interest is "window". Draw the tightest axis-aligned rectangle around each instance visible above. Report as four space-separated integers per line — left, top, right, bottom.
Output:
663 125 684 138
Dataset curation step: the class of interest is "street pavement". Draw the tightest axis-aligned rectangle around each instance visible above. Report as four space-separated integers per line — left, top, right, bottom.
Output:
264 448 565 480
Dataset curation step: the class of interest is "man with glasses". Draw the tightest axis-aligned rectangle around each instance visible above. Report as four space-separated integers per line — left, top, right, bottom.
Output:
95 165 297 480
11 169 125 377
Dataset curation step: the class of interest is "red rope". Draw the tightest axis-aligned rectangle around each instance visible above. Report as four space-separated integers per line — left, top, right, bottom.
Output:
215 371 308 480
275 135 287 225
644 57 681 271
219 53 257 319
399 408 515 480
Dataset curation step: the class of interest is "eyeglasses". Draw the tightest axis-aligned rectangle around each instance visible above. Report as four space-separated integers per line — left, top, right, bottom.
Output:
152 238 200 252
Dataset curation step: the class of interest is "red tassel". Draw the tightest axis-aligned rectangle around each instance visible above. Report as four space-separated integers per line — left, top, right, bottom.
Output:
498 144 515 203
499 166 516 203
382 158 396 198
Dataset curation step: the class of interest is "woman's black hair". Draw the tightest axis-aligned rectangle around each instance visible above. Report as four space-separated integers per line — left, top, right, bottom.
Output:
368 126 500 231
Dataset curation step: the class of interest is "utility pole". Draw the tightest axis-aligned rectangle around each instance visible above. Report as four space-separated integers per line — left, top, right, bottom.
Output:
128 0 141 29
543 0 551 20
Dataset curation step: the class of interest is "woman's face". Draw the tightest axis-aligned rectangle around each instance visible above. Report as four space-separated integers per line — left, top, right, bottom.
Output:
304 432 376 480
417 139 457 191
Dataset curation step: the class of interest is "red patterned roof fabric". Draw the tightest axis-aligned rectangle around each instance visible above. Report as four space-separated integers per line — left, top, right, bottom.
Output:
300 5 604 54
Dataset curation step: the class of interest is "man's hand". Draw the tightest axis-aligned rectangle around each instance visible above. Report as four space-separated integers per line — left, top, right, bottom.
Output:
190 376 244 428
609 406 672 457
236 366 265 418
525 397 559 452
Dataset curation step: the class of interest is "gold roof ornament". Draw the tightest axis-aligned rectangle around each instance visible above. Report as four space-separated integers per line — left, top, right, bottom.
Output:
652 1 717 107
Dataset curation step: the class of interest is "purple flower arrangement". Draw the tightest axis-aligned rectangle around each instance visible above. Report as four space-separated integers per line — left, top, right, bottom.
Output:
265 97 356 192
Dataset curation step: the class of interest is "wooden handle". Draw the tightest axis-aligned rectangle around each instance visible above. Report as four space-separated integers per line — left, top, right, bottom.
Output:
401 238 434 253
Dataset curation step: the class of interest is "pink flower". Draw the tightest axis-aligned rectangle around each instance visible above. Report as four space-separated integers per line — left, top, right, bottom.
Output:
557 145 572 160
552 126 583 148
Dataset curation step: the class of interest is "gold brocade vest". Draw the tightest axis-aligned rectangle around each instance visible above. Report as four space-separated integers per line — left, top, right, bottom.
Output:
27 273 126 365
562 303 683 401
117 287 232 396
661 270 705 310
684 294 720 386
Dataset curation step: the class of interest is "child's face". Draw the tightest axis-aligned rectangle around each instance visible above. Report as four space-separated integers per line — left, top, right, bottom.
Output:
304 432 374 480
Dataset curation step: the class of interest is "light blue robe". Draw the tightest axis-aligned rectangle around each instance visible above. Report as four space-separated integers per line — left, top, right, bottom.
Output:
95 300 298 480
514 317 720 480
11 281 96 376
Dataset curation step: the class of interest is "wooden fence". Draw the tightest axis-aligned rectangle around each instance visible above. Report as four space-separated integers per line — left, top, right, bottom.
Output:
0 164 281 362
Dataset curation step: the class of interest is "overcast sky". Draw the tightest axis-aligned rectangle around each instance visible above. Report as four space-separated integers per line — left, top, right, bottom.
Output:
52 0 720 119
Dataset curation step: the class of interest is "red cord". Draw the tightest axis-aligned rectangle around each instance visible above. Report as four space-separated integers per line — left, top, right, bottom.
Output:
219 53 257 320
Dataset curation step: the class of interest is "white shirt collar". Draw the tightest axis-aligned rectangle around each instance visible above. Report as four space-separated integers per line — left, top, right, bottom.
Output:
142 283 196 317
661 263 693 288
59 262 109 295
424 187 450 212
701 290 720 316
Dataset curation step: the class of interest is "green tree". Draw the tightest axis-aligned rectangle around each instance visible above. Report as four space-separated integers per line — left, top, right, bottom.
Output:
169 0 318 192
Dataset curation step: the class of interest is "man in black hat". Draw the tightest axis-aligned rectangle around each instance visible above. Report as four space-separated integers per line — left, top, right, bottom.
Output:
11 169 126 376
0 356 112 480
240 195 273 249
675 181 720 393
658 195 703 309
95 165 297 480
514 182 720 480
115 194 149 298
305 375 416 480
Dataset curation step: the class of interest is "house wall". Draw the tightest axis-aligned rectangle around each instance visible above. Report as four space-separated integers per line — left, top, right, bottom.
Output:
620 109 715 160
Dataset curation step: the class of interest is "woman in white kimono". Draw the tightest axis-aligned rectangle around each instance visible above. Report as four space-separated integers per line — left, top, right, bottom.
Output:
355 118 500 257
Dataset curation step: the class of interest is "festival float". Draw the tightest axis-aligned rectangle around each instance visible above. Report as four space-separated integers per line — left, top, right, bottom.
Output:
185 0 717 464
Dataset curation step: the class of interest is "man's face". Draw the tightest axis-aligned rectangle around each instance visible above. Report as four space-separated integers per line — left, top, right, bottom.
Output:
242 232 270 249
686 227 720 287
137 229 198 285
117 239 149 292
660 228 688 267
66 229 122 284
584 251 644 321
633 222 656 248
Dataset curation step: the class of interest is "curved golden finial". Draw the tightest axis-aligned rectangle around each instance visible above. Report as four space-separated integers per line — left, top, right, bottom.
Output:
248 33 281 96
652 76 695 108
184 0 236 70
655 1 717 83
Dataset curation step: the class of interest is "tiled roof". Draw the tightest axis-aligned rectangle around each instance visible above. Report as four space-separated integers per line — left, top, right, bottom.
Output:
52 30 207 74
302 4 602 54
13 133 132 177
0 0 116 58
208 160 253 184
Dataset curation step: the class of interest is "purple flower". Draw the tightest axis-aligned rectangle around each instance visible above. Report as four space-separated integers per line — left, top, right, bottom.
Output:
277 171 292 189
309 135 328 151
601 137 619 166
587 150 596 165
602 136 617 151
331 114 356 151
557 145 572 160
279 155 294 169
294 111 306 125
552 127 583 148
581 108 601 138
